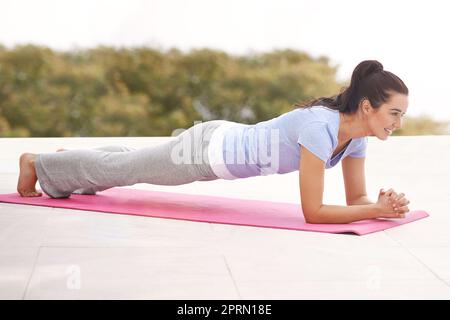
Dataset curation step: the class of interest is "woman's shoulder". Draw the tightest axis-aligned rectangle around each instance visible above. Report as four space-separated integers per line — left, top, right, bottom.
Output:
349 136 369 151
252 105 339 131
290 105 338 115
288 105 339 125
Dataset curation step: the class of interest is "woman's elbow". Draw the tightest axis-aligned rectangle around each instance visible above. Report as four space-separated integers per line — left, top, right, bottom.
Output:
302 206 323 224
304 215 321 224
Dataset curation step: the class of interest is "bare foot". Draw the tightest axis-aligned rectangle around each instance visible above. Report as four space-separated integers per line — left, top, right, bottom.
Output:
56 148 66 152
17 153 42 197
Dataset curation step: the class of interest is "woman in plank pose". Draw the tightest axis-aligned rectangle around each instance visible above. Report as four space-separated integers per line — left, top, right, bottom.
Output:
17 60 410 224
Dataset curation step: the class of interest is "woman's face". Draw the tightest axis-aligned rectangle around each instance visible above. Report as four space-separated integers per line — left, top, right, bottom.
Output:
366 92 409 140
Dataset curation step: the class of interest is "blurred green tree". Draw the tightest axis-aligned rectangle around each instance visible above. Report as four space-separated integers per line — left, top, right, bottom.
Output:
0 45 446 137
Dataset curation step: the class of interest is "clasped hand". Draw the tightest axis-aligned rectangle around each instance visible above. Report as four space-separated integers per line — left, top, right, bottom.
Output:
376 188 410 219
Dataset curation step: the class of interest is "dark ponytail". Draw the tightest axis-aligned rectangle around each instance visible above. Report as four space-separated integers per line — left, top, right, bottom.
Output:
294 60 408 114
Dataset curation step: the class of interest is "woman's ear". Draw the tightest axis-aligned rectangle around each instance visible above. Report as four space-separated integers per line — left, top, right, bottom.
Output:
360 98 372 114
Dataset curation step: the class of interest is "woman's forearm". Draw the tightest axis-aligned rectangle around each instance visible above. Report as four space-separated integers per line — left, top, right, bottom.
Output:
348 195 374 206
307 203 380 224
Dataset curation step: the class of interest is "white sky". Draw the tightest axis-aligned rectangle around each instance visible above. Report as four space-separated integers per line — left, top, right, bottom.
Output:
2 0 450 121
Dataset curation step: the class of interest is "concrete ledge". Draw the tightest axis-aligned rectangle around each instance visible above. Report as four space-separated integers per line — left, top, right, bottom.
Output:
0 136 449 299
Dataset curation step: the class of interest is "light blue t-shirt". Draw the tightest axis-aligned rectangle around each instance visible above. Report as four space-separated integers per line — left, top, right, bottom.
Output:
212 106 367 179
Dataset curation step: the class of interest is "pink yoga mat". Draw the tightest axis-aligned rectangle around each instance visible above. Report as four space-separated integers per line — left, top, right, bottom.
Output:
0 187 428 235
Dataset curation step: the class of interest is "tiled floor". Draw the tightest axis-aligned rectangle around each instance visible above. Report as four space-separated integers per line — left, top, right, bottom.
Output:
0 136 449 299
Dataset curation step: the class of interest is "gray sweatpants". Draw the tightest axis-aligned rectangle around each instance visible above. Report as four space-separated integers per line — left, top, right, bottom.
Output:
34 120 226 198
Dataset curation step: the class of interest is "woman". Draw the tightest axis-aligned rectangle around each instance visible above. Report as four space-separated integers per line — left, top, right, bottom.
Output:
17 60 410 224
